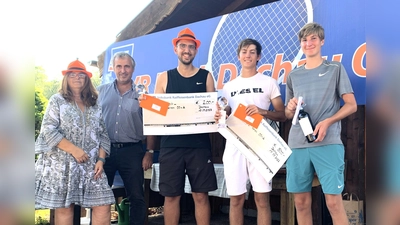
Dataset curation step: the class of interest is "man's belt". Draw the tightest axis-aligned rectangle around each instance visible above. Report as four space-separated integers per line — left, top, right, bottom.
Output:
111 142 139 149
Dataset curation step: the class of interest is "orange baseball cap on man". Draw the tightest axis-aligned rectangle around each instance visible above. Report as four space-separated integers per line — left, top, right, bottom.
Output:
62 59 92 78
172 28 201 49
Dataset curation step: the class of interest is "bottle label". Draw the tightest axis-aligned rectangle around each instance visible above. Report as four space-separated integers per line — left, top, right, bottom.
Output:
299 118 314 136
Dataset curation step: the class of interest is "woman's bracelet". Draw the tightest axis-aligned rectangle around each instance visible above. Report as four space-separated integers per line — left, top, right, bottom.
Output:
97 157 106 164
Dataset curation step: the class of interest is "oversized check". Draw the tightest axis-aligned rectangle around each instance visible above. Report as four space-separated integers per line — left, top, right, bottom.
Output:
142 92 218 135
218 105 292 181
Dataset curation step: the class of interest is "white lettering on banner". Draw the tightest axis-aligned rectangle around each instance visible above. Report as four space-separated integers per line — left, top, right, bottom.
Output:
149 46 366 91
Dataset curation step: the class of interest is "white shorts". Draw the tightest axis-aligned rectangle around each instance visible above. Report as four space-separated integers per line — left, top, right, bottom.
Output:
222 142 272 196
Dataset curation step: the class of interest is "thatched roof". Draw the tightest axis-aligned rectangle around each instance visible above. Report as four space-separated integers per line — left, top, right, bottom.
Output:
97 0 278 75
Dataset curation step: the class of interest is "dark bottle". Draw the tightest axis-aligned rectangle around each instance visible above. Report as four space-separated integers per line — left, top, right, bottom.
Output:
298 109 317 143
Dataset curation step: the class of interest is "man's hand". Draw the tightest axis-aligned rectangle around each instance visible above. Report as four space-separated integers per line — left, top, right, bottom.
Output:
246 104 262 116
137 94 147 104
286 97 298 112
142 152 153 171
214 102 222 123
313 118 333 142
285 97 300 119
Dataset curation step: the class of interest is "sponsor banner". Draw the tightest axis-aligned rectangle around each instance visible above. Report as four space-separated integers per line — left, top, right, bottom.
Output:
103 0 366 104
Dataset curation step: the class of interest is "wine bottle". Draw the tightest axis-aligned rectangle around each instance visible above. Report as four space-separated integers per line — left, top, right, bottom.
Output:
298 109 317 143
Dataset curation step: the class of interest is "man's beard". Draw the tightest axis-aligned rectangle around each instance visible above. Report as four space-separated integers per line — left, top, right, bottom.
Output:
178 54 194 65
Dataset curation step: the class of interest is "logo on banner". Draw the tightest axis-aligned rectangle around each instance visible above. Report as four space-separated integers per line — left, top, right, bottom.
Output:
108 43 135 72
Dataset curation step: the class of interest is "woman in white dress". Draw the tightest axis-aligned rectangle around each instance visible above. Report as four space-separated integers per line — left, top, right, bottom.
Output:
35 60 114 225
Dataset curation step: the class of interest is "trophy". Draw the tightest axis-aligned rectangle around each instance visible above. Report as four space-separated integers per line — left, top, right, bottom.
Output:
217 96 228 127
136 82 148 95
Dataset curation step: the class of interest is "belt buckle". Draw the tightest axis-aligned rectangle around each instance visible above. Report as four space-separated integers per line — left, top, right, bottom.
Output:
113 143 122 148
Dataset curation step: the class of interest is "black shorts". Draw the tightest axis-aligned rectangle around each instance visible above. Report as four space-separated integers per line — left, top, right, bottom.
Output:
158 147 217 197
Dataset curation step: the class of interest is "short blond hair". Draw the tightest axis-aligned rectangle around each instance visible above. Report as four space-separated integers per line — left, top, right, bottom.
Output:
298 22 325 41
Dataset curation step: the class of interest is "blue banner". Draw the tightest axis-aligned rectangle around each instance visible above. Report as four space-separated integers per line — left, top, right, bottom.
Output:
103 0 366 105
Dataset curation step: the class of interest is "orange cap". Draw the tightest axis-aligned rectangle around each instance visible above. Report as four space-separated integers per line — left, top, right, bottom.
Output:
61 59 92 78
172 28 201 49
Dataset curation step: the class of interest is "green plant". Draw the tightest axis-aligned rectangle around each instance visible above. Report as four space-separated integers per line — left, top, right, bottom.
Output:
35 89 47 140
35 216 50 225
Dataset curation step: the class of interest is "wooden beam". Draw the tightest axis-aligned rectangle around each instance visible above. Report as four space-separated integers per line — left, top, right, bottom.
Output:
218 0 254 16
99 0 184 75
152 0 191 32
115 0 183 42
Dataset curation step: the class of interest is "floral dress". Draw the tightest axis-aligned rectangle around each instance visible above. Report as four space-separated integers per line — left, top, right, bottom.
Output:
35 94 115 209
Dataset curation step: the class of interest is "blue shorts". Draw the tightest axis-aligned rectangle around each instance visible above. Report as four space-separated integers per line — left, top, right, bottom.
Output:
286 144 345 194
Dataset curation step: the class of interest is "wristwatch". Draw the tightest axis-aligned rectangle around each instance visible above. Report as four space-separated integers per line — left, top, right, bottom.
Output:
97 157 106 163
147 149 154 154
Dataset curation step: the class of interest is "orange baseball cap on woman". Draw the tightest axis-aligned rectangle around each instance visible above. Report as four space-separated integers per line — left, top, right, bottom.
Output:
62 59 92 78
172 28 201 49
